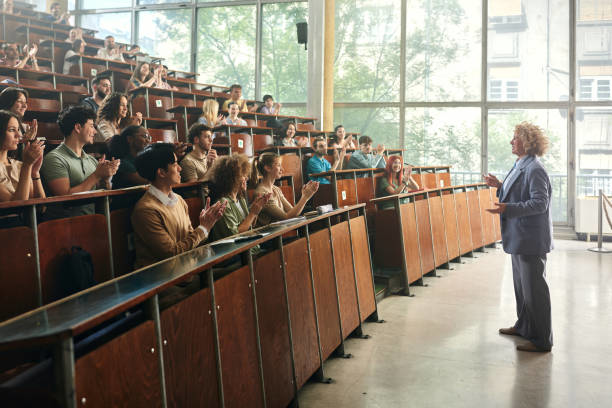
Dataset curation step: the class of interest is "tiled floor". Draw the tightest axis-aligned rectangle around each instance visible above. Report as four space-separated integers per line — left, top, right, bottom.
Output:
298 240 612 407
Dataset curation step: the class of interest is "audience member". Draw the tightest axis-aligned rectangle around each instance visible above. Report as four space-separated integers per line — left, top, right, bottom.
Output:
225 102 247 126
108 125 151 189
80 75 111 114
0 43 39 70
252 152 318 226
259 94 281 115
2 0 15 14
346 135 386 170
306 136 346 184
48 2 70 25
0 110 45 202
275 122 307 147
40 105 119 218
180 123 216 182
376 155 419 209
126 44 142 55
221 84 257 112
0 87 36 139
62 39 85 75
97 35 125 62
330 125 355 149
127 61 157 92
197 99 224 127
155 65 178 90
96 92 142 142
65 28 84 44
131 143 227 269
208 154 271 242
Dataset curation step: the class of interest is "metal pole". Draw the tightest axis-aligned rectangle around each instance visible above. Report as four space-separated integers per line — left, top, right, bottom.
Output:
588 190 612 253
246 251 268 407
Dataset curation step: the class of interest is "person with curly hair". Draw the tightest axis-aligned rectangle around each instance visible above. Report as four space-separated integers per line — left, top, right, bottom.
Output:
96 92 142 142
484 121 553 353
208 154 271 243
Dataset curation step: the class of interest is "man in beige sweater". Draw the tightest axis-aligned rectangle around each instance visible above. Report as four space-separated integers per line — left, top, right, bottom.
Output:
131 143 226 269
180 123 217 182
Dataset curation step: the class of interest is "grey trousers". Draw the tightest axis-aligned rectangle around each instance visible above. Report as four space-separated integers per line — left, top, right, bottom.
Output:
511 253 553 350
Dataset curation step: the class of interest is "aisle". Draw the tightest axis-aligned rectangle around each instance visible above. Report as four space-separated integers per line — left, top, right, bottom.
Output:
298 240 612 408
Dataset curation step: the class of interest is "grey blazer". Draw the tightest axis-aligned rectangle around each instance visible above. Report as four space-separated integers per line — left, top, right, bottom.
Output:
497 155 553 255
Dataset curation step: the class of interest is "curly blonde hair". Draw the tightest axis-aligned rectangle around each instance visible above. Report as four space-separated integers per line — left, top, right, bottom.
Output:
515 121 550 157
208 154 251 200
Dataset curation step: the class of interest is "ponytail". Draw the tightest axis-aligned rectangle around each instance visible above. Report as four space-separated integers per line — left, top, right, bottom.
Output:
250 152 279 186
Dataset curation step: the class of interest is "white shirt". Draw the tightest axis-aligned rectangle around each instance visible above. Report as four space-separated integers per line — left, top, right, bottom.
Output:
502 157 523 193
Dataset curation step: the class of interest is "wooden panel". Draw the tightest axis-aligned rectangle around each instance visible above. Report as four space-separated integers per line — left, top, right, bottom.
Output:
421 173 438 189
0 227 38 321
110 208 135 277
349 216 377 321
355 177 376 210
283 238 320 388
75 321 162 408
400 202 423 284
161 288 220 408
215 265 264 408
308 229 342 360
428 195 448 267
330 222 360 338
253 251 295 408
37 121 63 140
148 128 176 143
467 190 484 249
134 95 174 120
253 133 274 152
441 193 460 260
278 154 303 197
479 188 496 246
27 97 60 113
217 132 254 157
491 187 502 241
438 173 452 188
312 183 333 208
454 191 474 255
373 209 402 268
415 198 435 275
184 197 203 229
38 214 112 304
336 178 357 207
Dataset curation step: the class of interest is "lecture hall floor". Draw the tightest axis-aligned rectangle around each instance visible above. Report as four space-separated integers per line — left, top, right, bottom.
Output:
298 240 612 407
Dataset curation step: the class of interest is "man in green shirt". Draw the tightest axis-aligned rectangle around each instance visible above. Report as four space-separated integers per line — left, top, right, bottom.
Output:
41 105 120 219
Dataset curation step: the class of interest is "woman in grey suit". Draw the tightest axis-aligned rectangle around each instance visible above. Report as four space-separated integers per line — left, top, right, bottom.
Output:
484 122 553 352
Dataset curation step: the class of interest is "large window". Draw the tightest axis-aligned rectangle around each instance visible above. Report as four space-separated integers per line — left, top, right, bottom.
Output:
334 107 399 148
80 13 132 45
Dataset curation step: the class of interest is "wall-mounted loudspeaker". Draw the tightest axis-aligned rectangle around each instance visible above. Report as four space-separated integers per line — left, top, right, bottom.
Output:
296 22 307 50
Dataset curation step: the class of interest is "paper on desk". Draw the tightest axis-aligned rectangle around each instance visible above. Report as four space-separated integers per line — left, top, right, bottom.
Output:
268 216 306 226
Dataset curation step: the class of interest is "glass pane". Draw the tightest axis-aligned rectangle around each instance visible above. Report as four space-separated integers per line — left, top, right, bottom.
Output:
139 0 183 4
333 107 399 149
488 109 568 223
281 105 308 118
406 0 481 101
576 107 612 197
334 0 400 102
577 1 612 101
137 9 192 72
405 108 481 184
196 6 256 99
488 0 569 101
80 13 132 46
81 0 131 9
262 2 308 103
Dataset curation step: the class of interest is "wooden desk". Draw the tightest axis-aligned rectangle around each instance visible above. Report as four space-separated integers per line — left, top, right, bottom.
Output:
0 204 378 408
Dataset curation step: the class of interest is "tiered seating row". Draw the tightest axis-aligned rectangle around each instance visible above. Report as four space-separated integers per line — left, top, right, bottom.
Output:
0 205 378 408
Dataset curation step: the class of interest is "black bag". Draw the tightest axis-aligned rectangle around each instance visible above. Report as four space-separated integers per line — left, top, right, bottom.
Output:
60 246 96 297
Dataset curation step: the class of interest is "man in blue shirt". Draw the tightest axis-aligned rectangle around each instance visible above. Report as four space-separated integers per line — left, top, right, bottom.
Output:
306 136 346 184
346 135 386 170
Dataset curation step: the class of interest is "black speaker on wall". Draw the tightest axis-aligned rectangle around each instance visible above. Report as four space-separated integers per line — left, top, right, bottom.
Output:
296 22 307 50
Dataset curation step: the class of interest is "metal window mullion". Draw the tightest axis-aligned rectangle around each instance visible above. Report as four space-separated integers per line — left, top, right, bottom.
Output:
131 0 138 46
255 0 263 100
191 0 198 74
568 0 577 227
481 0 488 176
399 0 407 150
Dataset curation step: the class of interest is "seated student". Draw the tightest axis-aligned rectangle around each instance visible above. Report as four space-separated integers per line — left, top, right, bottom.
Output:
65 28 84 44
197 99 224 127
225 102 247 126
275 122 307 147
376 155 420 209
80 75 112 114
259 94 282 115
2 0 16 14
0 43 39 71
0 87 36 139
180 123 217 182
96 92 143 142
130 143 227 269
126 61 157 92
221 84 257 112
40 105 120 218
47 2 70 25
306 136 346 184
126 44 143 56
108 125 151 189
0 110 45 202
208 154 271 243
155 65 179 91
63 39 85 75
252 152 319 227
346 135 386 170
97 35 125 62
330 125 356 149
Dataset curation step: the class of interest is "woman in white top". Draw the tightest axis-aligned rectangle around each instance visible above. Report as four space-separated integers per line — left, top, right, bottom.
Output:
225 102 247 126
0 110 45 202
63 39 85 75
96 92 142 142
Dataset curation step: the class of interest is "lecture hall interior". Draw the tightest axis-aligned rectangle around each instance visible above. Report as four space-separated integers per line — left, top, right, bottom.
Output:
0 0 611 406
